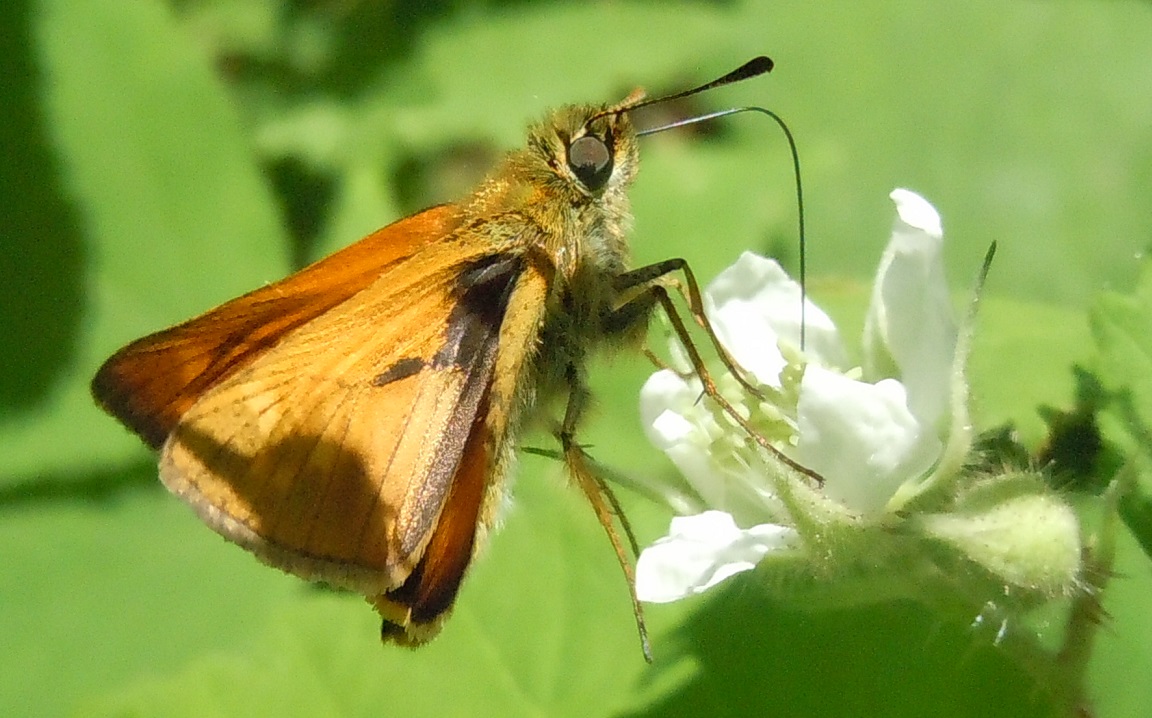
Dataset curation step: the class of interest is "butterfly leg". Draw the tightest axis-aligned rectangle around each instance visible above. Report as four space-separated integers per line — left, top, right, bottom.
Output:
613 258 763 399
557 362 652 662
608 270 823 484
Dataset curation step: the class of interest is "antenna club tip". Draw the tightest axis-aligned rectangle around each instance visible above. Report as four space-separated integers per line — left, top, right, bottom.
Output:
750 55 774 74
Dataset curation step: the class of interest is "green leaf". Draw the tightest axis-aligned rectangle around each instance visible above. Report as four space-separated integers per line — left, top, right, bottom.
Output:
1091 257 1152 563
0 481 305 718
970 295 1093 445
638 587 1060 718
1084 528 1152 718
1118 488 1152 563
1092 258 1152 455
0 0 287 483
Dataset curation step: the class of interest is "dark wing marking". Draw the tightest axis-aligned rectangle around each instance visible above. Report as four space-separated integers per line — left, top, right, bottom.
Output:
372 357 426 387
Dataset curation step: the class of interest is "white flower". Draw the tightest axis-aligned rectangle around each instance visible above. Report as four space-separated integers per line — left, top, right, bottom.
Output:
634 189 1080 609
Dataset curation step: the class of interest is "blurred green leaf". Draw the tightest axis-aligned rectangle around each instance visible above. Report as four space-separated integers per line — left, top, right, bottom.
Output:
970 295 1093 445
1092 258 1152 455
0 0 288 482
0 484 306 718
1091 257 1152 565
1118 488 1152 563
1081 526 1152 718
633 589 1060 718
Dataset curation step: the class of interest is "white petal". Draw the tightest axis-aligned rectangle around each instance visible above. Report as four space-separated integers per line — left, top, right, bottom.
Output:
705 252 846 381
640 371 727 507
639 369 697 445
649 408 696 448
795 365 940 515
641 372 769 521
891 188 942 237
863 190 957 427
636 511 797 603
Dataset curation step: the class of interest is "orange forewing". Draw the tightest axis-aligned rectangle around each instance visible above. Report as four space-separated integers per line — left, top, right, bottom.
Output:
92 205 535 639
93 204 464 449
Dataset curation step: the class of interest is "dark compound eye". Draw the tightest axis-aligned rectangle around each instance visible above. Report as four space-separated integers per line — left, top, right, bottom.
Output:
567 135 613 192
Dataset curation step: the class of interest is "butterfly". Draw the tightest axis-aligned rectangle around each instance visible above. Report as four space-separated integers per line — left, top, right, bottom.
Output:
92 57 789 654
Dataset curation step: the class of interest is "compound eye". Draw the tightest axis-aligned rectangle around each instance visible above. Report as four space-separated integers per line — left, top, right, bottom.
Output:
567 135 613 192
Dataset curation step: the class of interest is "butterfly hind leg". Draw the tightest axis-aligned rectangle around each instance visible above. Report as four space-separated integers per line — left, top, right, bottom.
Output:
555 360 653 662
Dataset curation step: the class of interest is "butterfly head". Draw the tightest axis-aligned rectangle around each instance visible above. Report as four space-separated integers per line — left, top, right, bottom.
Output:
520 99 642 205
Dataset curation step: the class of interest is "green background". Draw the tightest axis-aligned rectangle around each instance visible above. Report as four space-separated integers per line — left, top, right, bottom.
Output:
2 1 1151 716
